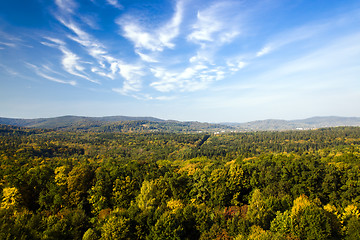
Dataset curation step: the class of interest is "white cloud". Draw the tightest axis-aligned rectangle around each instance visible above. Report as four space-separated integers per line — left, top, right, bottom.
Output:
58 18 93 45
61 48 84 74
106 0 123 9
0 41 16 48
256 46 272 57
0 30 22 43
26 63 77 86
120 23 161 51
255 18 343 57
237 61 246 69
194 64 208 70
42 64 67 76
187 11 223 43
79 15 100 29
158 0 183 48
149 60 229 93
51 0 242 97
41 37 100 83
150 68 178 92
91 67 113 79
264 33 360 79
43 37 65 45
0 63 18 76
189 54 210 64
57 19 111 63
112 62 146 94
55 16 152 93
154 95 177 101
187 1 241 47
55 0 77 14
223 33 360 99
135 50 158 63
38 71 77 86
117 0 184 52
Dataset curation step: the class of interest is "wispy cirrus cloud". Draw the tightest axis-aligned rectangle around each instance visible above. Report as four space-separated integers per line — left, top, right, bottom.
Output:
59 18 107 62
0 29 24 49
55 0 77 14
42 37 99 84
26 63 77 86
0 63 18 76
227 60 246 72
255 10 360 57
0 41 17 48
45 0 247 98
79 15 100 30
135 50 158 63
115 62 145 94
106 0 123 10
29 0 360 102
53 9 149 94
256 46 271 57
149 61 227 93
41 0 249 98
187 1 241 47
117 0 184 52
263 33 360 80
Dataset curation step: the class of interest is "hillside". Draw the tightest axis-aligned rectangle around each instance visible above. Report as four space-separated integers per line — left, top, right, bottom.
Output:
1 125 360 239
0 115 163 128
0 116 234 133
1 115 360 132
227 116 360 131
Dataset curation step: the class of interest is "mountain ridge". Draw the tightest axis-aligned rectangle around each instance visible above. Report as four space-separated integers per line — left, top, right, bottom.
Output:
1 115 360 132
226 116 360 131
0 115 163 128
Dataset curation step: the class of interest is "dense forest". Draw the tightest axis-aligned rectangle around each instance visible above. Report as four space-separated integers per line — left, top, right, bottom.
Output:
1 124 360 239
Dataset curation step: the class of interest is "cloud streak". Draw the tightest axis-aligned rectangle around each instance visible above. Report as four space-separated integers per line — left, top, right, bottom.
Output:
42 37 99 84
48 0 245 97
55 0 77 14
187 1 241 47
254 11 360 57
0 41 17 48
106 0 123 10
53 12 151 94
7 0 359 104
26 63 77 86
117 0 184 52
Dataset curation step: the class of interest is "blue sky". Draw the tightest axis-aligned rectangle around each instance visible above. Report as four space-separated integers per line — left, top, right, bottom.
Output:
0 0 359 122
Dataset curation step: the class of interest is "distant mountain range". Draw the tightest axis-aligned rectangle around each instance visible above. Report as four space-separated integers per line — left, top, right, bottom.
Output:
0 115 360 132
0 115 163 128
0 115 232 133
225 116 360 131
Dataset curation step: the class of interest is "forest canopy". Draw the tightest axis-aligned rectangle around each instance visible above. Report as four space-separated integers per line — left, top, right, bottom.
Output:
1 125 360 239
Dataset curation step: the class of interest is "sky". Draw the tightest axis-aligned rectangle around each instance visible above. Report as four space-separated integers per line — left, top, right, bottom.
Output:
0 0 360 122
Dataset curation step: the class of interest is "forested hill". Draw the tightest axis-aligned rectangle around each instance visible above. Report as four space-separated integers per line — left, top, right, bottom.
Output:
1 115 360 132
0 115 163 128
1 125 360 239
0 116 234 133
224 116 360 131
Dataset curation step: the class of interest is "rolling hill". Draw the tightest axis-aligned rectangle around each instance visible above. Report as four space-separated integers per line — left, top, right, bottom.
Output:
1 115 360 132
227 116 360 131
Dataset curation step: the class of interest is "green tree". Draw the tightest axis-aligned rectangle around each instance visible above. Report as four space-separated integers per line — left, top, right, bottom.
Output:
100 213 131 240
1 187 22 210
112 176 136 209
67 164 94 208
149 211 184 240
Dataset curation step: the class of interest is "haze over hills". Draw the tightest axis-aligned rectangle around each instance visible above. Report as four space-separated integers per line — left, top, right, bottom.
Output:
0 115 360 132
0 115 230 133
0 115 163 128
226 116 360 131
